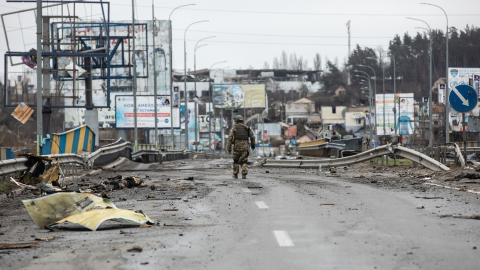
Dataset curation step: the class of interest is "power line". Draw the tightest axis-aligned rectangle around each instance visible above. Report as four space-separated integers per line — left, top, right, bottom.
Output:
176 39 480 48
172 28 392 39
109 3 480 17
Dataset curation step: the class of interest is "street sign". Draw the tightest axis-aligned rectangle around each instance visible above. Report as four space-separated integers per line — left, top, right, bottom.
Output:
449 85 478 113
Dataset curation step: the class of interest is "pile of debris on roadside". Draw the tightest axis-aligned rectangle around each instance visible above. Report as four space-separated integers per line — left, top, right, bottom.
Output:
8 153 146 194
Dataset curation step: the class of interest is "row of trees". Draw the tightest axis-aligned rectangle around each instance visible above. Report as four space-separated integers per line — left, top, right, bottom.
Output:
350 25 480 99
263 51 325 71
264 25 480 106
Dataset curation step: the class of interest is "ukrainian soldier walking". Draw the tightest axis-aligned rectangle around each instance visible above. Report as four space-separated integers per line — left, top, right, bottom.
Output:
227 115 255 179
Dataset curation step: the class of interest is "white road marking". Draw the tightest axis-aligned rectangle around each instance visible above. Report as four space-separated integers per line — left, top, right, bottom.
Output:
273 230 294 247
242 188 251 193
255 201 269 209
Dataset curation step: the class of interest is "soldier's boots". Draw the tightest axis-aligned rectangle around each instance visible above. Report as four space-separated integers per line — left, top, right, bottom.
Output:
242 175 247 179
233 174 238 179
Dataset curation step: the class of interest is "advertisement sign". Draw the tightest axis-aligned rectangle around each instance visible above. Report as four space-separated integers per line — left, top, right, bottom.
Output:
448 68 480 94
375 94 395 135
396 93 414 135
180 102 199 150
422 97 429 117
199 115 225 132
212 84 266 108
439 84 446 105
376 93 414 135
115 95 180 129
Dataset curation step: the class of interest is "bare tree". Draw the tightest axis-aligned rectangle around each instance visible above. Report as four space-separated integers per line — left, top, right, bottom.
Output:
263 61 270 69
281 51 288 69
289 53 296 70
272 57 280 69
313 53 321 70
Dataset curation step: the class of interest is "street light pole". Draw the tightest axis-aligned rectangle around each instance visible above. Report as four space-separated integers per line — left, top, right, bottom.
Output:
366 57 387 137
194 44 208 151
389 55 397 135
422 3 449 143
208 61 227 153
355 71 374 145
169 4 195 150
184 20 208 150
152 1 158 149
358 64 378 144
408 17 433 146
193 36 215 151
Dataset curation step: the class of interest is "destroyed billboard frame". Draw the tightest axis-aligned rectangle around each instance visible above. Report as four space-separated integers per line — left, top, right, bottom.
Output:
2 2 118 109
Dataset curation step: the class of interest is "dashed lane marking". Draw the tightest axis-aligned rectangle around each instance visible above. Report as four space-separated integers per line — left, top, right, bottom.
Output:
255 201 269 209
273 230 294 247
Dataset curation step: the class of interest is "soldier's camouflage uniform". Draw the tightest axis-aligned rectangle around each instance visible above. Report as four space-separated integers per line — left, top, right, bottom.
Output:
227 123 255 177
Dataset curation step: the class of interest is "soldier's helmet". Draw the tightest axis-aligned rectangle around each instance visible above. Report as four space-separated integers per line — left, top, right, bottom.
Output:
234 115 244 122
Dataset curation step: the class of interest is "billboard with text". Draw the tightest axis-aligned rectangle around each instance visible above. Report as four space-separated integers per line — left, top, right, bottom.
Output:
212 84 265 108
115 95 180 129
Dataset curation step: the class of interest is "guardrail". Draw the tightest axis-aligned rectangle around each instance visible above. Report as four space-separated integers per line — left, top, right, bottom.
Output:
0 158 28 177
0 139 134 178
87 141 132 169
262 145 450 171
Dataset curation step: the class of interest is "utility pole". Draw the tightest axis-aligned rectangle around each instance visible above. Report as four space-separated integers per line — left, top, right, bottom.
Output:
152 1 158 149
36 0 43 154
132 0 138 152
346 20 351 85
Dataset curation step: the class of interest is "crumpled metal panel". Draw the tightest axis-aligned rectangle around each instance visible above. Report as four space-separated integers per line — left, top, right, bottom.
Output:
22 193 117 228
54 209 154 231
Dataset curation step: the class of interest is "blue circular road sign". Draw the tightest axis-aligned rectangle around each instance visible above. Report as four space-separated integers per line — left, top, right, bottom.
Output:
449 84 478 113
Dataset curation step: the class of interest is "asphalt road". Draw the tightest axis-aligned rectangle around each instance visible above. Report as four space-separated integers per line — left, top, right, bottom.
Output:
1 159 480 270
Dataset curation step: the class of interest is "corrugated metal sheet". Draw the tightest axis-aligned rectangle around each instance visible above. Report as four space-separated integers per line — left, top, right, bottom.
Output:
42 125 95 155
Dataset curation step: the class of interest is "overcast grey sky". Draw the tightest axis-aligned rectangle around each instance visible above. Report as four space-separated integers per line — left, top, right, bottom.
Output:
1 0 479 79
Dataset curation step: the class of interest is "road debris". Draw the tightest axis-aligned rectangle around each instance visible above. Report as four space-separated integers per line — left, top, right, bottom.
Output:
0 241 38 249
455 173 480 180
52 209 154 231
127 246 143 252
439 215 480 220
22 193 117 228
34 237 55 241
95 175 144 191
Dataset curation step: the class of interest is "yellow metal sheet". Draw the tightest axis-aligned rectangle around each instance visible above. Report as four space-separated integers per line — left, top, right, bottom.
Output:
22 193 117 228
54 209 154 231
